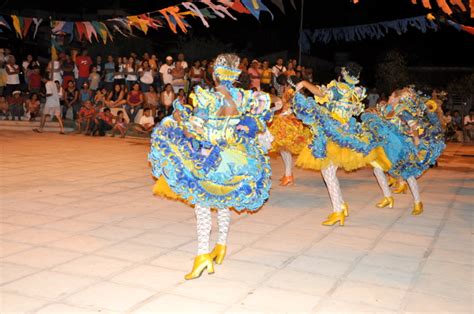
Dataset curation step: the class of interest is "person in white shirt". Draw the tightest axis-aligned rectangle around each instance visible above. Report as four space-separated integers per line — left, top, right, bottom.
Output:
5 55 20 96
125 57 138 92
47 58 62 84
138 60 154 92
271 57 287 78
135 107 155 134
159 56 175 86
177 53 188 69
113 57 126 87
33 79 65 134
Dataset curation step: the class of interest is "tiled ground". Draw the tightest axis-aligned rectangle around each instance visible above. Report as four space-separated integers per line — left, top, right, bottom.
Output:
0 131 472 313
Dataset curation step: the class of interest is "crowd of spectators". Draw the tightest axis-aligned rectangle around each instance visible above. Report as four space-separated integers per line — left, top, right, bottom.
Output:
0 47 472 142
0 48 315 137
443 108 474 142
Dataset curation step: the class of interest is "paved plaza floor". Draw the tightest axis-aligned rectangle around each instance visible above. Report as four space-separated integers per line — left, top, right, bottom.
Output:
1 131 472 313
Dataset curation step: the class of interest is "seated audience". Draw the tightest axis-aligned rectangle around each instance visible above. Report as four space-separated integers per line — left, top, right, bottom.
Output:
76 100 96 134
135 107 154 135
111 110 128 138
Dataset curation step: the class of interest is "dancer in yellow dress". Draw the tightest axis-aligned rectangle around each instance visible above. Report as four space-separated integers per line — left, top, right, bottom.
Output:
269 75 312 186
149 53 278 280
293 63 388 226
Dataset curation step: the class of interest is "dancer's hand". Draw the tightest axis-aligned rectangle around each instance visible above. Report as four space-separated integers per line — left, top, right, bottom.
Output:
295 81 306 93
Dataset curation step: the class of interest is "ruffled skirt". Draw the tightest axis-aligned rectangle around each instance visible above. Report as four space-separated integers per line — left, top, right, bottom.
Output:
293 93 388 171
362 112 445 179
149 123 271 211
269 114 312 155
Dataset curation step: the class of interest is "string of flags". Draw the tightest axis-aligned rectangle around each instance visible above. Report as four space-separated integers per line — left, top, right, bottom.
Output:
0 0 277 43
300 13 474 49
353 0 474 18
409 0 474 18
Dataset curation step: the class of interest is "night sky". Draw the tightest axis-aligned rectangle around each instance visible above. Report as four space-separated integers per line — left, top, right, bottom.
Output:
1 0 473 86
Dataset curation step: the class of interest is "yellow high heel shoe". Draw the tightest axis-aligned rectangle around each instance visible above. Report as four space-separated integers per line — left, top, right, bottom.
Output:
210 244 227 265
411 202 423 215
393 182 408 194
376 196 394 208
184 254 215 280
388 176 397 187
322 212 345 226
280 175 294 186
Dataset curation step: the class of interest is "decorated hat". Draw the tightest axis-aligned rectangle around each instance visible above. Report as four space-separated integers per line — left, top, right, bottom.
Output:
213 53 241 86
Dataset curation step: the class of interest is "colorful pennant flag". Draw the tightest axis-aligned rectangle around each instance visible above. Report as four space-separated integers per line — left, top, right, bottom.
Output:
11 15 23 38
241 0 274 20
0 16 11 30
182 2 210 27
0 0 280 42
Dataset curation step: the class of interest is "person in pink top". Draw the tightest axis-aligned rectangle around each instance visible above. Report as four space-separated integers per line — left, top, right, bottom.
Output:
248 60 262 91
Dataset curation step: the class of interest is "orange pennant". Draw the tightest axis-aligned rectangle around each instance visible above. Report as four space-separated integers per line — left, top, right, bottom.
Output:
449 0 467 11
160 6 188 34
437 0 453 14
422 0 432 9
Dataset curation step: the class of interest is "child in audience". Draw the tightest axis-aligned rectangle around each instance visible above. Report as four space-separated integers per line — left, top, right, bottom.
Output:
111 110 128 138
76 100 96 134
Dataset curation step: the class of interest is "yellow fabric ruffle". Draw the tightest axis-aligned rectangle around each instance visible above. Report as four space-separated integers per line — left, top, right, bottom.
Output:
269 114 312 155
152 176 181 200
295 141 390 172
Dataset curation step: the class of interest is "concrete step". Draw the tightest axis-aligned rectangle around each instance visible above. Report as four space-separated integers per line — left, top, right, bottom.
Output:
0 119 74 132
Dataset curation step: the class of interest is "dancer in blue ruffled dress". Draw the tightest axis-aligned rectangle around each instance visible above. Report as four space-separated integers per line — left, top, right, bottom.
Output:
149 53 279 279
293 64 389 226
362 87 446 215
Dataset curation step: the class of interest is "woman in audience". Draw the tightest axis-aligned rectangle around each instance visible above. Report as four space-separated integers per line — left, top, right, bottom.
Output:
125 82 144 122
105 84 127 108
64 80 79 120
160 83 175 118
145 85 159 118
26 93 41 121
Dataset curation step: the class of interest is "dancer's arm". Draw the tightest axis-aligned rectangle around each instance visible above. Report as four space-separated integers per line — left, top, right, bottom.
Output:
295 81 325 98
270 95 283 112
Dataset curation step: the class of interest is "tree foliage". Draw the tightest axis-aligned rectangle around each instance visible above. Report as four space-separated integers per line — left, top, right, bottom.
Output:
375 50 410 95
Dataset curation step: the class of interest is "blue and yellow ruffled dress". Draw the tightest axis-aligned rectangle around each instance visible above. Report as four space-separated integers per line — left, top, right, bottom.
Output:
361 96 445 179
293 80 388 172
149 86 273 211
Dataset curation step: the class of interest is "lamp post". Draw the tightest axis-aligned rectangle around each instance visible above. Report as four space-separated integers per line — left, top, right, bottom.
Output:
298 0 304 65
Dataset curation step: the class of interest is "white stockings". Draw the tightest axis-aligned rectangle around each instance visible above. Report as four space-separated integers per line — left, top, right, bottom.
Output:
280 150 293 177
373 167 392 197
194 205 231 255
407 176 421 202
194 205 212 255
321 163 344 213
217 207 231 245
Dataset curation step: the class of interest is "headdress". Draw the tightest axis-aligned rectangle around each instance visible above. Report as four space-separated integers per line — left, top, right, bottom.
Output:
213 53 241 88
341 62 362 85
